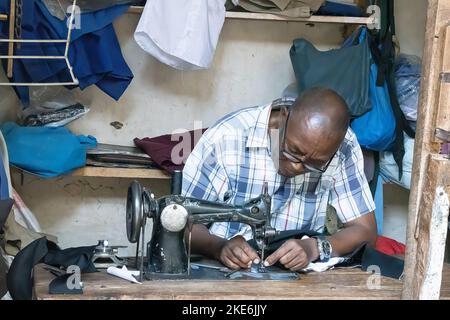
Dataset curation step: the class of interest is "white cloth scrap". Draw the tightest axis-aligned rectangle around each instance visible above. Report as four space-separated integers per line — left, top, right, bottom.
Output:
134 0 227 70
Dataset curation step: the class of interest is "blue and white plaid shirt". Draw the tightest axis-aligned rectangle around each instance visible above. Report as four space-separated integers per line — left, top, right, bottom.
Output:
182 102 375 240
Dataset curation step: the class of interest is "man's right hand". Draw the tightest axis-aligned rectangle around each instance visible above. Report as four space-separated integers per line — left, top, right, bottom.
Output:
219 236 260 270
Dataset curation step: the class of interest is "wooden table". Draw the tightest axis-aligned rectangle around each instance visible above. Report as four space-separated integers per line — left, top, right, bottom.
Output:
33 263 450 300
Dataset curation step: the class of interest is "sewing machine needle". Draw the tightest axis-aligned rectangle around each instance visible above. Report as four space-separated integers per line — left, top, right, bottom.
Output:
259 245 266 272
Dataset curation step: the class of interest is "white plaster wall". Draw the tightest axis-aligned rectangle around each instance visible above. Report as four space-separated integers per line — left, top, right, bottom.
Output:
395 0 427 58
11 1 428 253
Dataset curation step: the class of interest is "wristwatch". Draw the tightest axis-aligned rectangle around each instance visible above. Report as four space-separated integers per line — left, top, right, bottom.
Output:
314 236 332 262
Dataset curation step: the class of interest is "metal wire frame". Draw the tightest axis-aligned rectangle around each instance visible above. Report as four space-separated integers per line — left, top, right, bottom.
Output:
0 0 79 86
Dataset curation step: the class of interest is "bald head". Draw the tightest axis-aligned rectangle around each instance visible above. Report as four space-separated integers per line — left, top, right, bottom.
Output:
291 87 350 140
275 87 350 177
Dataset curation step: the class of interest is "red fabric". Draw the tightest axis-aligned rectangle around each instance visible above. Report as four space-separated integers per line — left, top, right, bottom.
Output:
134 129 207 174
375 236 406 255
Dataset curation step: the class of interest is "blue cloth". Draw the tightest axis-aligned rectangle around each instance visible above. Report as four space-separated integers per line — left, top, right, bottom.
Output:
374 175 383 235
346 28 396 151
0 150 9 199
317 1 364 17
0 122 97 178
0 0 133 106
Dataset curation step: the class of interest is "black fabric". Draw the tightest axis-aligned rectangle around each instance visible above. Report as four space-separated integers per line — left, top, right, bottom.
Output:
290 36 372 117
0 198 14 231
0 252 7 297
361 246 404 279
249 231 404 279
247 229 321 257
49 274 83 295
6 237 96 300
370 0 415 179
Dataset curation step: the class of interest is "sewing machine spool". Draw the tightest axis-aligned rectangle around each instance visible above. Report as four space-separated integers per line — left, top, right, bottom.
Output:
91 240 127 269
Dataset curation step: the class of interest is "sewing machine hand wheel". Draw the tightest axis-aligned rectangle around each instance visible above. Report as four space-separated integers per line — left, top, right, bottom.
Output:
126 181 156 243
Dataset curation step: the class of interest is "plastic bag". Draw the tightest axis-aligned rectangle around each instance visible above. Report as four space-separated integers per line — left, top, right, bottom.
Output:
395 54 422 122
20 87 89 127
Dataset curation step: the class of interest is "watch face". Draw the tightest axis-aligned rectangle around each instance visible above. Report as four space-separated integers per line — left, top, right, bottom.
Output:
322 240 331 257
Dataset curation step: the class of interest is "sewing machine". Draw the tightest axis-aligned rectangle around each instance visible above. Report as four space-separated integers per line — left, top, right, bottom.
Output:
125 171 298 281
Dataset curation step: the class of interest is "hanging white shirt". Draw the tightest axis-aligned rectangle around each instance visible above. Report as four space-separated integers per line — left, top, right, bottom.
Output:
134 0 226 70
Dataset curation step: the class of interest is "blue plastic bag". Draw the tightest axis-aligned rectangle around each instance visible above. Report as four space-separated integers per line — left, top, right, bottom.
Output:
0 122 97 178
349 29 396 151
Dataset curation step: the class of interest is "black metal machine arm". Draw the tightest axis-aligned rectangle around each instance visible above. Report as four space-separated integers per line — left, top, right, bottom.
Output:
125 172 276 278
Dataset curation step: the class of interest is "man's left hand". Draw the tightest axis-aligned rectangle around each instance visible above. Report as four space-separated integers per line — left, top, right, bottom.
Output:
263 238 319 271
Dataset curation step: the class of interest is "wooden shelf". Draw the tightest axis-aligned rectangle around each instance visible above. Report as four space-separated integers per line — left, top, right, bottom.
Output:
127 6 379 28
71 167 171 179
12 166 171 180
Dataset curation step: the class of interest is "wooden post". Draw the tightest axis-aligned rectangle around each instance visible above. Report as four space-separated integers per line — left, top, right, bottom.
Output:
410 156 450 299
435 26 450 134
403 0 450 300
7 0 15 78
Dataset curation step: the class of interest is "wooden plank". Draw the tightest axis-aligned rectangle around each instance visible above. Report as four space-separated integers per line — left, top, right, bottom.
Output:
435 26 450 135
127 6 375 26
71 167 171 179
33 264 403 300
419 185 449 299
403 0 450 300
10 166 171 180
7 0 15 78
406 155 450 299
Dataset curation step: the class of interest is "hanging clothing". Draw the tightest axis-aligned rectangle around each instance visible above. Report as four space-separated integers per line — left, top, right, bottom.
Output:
231 0 325 18
42 0 133 20
0 0 133 106
134 0 227 70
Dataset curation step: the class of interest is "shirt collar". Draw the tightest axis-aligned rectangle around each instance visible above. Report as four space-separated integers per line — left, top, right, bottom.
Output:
246 103 272 149
246 98 296 149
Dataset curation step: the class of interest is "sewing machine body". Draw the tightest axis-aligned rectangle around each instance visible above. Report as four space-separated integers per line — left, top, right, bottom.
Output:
126 173 279 280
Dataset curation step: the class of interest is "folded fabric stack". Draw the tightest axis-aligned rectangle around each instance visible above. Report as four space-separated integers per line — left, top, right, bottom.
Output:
86 143 155 169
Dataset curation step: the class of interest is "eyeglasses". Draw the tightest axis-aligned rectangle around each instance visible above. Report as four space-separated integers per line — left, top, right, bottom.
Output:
279 108 335 173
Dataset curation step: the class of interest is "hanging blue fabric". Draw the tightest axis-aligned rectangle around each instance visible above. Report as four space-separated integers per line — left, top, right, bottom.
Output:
0 0 133 106
0 122 97 178
0 150 9 200
347 28 396 152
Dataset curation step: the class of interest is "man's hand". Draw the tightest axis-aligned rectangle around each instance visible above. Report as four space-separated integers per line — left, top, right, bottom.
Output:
219 236 260 270
264 238 319 271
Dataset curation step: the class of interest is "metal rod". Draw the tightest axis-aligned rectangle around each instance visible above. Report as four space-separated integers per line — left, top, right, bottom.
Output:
65 0 77 58
134 237 140 270
0 82 78 86
187 228 192 276
65 56 79 85
0 55 66 59
139 217 146 282
0 39 67 43
0 0 79 86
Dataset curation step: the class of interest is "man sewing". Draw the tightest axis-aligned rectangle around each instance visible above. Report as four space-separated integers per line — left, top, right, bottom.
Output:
181 87 377 271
